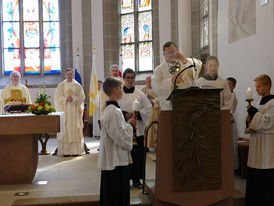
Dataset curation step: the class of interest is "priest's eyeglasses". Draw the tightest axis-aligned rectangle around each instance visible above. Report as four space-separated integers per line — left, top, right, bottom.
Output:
164 51 178 57
125 76 135 80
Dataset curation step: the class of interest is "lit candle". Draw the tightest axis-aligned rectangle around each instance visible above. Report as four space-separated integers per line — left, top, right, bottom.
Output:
247 87 253 99
132 99 140 111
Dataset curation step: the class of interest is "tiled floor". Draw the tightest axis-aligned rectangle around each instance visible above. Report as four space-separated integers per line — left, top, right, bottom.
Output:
0 137 246 206
0 137 155 206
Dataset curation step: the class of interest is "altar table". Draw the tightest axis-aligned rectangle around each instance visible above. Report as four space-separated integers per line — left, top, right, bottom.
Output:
0 113 60 184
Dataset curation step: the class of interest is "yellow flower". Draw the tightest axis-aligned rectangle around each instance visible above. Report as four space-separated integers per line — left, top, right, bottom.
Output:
45 105 50 111
37 106 43 111
34 103 39 107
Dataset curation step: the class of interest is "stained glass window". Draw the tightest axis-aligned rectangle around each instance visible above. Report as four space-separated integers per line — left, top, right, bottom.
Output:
120 0 153 72
1 0 61 75
138 12 152 41
121 0 134 14
2 0 19 21
138 0 151 12
24 49 40 74
121 44 135 71
200 0 209 49
139 42 152 71
121 15 135 44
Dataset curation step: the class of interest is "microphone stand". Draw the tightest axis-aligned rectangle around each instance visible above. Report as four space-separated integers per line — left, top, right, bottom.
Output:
167 57 196 101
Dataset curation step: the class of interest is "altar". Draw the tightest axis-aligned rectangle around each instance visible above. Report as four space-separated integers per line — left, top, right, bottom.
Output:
0 113 61 185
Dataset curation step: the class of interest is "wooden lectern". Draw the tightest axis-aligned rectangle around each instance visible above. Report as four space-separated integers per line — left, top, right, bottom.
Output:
146 88 234 206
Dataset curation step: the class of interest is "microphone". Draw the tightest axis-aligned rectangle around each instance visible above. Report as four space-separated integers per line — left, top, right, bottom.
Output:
167 57 197 101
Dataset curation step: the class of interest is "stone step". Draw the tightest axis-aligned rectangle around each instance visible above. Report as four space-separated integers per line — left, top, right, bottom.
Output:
12 195 152 206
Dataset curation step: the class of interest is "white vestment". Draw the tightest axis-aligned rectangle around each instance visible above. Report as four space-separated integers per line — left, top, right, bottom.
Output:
98 103 133 171
196 76 232 110
248 99 274 169
1 84 32 111
231 92 239 169
54 79 85 155
118 87 152 137
151 58 202 110
142 86 160 148
93 90 101 137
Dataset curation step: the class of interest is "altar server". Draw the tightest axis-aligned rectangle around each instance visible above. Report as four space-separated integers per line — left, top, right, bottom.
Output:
227 77 239 170
98 77 136 206
151 41 202 110
196 56 232 110
1 71 32 111
142 76 160 149
245 74 274 206
54 68 85 156
119 68 151 188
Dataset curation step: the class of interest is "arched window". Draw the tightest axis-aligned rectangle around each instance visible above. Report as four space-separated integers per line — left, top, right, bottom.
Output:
120 0 153 72
1 0 61 75
200 0 209 49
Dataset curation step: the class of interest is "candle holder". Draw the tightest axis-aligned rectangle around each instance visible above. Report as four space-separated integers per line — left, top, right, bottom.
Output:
245 98 254 106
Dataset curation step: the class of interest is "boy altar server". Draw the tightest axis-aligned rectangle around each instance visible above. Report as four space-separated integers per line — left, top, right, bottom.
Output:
119 68 151 188
196 56 232 110
54 68 85 156
245 74 274 206
98 77 136 206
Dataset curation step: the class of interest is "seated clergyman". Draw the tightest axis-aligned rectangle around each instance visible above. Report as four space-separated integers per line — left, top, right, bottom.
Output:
1 71 32 110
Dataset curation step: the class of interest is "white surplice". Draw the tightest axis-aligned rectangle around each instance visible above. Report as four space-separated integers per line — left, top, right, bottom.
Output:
196 76 232 110
118 87 151 137
98 103 133 171
1 84 32 111
151 58 202 111
54 79 85 155
248 99 274 169
93 90 101 137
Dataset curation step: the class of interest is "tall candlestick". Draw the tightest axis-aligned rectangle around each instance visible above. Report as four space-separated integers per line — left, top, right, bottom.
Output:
247 87 253 99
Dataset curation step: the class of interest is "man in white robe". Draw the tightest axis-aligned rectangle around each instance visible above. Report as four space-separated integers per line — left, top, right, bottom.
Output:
196 56 232 110
1 71 32 112
245 74 274 206
100 64 123 119
118 68 151 188
142 76 160 149
54 68 85 156
227 77 239 171
151 41 202 110
93 80 102 138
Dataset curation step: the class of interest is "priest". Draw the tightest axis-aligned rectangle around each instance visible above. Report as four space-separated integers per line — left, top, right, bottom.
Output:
142 76 159 149
1 71 32 112
245 74 274 206
54 68 85 156
118 68 151 188
151 41 202 110
100 64 122 119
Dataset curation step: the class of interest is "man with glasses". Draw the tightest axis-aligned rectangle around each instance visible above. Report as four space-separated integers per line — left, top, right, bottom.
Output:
118 68 151 188
151 41 202 110
1 71 32 112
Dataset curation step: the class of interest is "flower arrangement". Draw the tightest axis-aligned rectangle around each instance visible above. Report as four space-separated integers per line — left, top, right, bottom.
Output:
28 85 55 115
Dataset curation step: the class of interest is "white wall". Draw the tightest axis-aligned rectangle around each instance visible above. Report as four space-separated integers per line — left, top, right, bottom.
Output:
71 0 84 85
218 0 274 137
91 0 105 82
178 0 192 56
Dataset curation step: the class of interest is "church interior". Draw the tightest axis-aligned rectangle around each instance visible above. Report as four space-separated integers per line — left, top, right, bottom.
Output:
0 0 273 206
